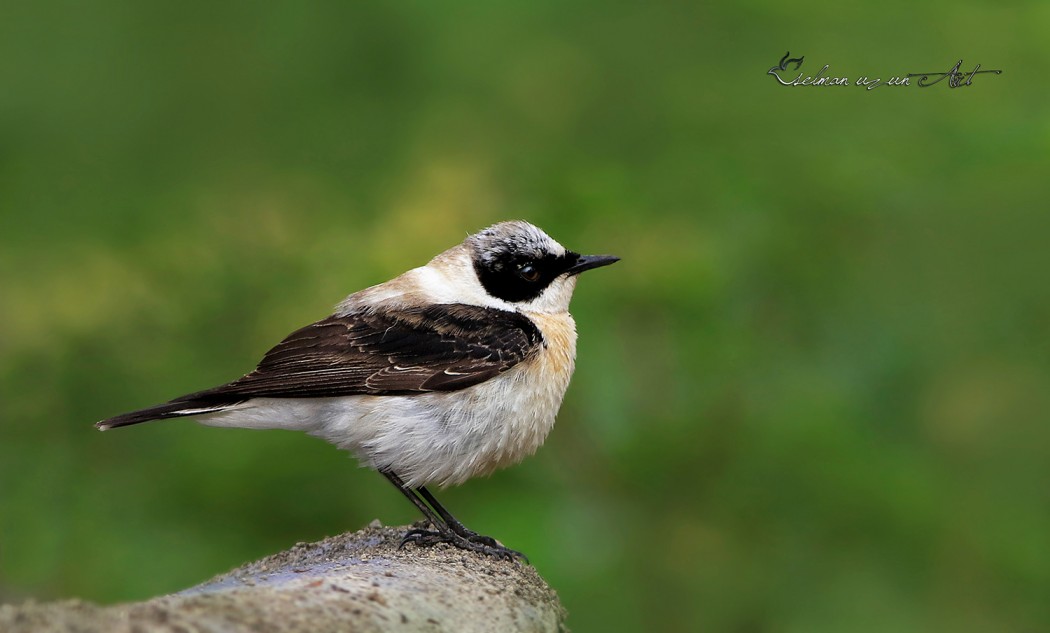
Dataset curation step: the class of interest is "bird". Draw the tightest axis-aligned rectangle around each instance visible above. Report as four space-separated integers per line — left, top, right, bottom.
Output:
96 220 618 561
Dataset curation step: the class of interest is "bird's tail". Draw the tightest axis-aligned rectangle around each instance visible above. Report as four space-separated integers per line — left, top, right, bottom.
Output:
95 400 234 431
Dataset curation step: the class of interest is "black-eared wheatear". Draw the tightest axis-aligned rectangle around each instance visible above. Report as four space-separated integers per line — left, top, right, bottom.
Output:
98 220 618 560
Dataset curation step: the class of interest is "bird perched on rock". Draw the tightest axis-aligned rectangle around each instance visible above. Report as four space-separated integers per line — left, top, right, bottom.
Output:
97 220 618 560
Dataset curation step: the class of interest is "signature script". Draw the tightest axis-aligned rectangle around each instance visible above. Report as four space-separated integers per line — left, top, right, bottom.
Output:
767 52 851 86
768 52 1002 90
907 59 1002 88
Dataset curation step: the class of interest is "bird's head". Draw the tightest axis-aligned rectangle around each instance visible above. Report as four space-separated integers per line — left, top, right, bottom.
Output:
459 221 619 314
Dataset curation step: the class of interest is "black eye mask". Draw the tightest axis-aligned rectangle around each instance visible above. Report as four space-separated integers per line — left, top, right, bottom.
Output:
473 251 580 303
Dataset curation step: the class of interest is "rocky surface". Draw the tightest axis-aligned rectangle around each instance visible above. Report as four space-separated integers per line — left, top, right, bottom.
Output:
0 522 565 632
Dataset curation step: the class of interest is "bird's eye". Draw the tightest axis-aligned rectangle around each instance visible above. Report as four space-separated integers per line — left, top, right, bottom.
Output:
518 263 541 282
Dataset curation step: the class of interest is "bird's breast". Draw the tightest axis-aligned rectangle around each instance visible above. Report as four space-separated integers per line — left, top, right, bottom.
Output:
527 311 578 381
427 310 578 486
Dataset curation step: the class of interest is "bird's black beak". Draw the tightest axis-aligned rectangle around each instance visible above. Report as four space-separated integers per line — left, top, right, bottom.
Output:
566 254 620 275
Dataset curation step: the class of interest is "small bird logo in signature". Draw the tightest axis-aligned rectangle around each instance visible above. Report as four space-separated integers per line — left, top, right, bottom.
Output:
769 51 805 75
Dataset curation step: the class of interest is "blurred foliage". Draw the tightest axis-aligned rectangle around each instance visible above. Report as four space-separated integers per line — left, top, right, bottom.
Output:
1 1 1048 631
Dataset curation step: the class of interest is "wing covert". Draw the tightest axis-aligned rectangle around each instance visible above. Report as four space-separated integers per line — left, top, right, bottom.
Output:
189 304 543 401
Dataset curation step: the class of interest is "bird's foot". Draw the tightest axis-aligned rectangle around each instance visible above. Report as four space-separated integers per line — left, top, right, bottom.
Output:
399 527 527 562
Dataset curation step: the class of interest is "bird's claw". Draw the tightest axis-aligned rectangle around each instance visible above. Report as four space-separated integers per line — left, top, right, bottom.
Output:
399 527 528 562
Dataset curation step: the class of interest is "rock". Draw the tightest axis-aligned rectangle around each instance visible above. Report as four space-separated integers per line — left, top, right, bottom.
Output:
0 523 566 632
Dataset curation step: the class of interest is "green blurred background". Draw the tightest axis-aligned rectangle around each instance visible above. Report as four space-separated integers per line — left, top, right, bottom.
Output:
2 2 1048 631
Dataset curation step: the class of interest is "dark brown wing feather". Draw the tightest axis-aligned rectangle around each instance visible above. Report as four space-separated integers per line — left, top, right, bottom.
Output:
188 304 544 401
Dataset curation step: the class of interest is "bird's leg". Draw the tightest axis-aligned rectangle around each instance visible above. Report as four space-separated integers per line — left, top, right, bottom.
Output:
416 486 494 544
415 485 527 562
380 470 527 562
380 469 445 531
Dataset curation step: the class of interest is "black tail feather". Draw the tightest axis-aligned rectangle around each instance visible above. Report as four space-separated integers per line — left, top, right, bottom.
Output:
95 400 232 431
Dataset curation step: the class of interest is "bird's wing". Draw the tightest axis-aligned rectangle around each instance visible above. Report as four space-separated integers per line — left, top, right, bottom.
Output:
189 303 544 401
